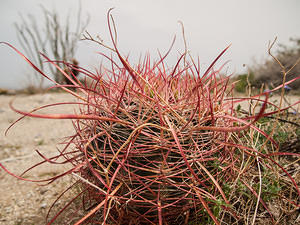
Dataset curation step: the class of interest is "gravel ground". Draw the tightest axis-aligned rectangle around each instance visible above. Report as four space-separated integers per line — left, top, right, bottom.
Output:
0 93 79 225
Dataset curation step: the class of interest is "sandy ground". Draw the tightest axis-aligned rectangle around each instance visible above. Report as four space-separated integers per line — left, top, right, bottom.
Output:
0 92 299 225
0 93 78 225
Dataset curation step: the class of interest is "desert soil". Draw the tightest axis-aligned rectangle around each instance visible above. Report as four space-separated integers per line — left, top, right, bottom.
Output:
0 93 79 225
0 92 299 225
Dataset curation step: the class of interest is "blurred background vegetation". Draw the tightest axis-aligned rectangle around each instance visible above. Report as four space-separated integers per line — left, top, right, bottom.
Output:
14 4 89 89
234 38 300 94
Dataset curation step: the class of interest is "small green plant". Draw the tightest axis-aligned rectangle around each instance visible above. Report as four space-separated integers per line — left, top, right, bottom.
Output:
234 73 254 93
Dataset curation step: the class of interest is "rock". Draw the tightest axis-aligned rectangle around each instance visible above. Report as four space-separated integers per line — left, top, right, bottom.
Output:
39 188 48 195
40 202 47 209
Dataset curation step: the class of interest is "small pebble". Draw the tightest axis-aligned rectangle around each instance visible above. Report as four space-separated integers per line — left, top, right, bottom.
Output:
40 202 47 209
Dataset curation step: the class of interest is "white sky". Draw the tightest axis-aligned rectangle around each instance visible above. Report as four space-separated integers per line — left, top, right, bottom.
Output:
1 0 300 89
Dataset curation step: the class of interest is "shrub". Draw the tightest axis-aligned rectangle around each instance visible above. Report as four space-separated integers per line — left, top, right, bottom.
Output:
1 11 300 225
234 73 254 93
14 4 89 87
251 37 300 90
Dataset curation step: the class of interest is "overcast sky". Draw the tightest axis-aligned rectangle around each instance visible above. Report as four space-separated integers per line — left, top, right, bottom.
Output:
1 0 299 89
